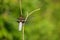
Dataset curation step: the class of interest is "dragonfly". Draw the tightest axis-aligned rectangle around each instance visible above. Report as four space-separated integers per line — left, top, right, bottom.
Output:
17 0 40 31
17 8 40 31
17 0 40 40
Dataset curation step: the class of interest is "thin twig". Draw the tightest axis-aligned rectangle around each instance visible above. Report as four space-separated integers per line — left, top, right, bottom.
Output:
19 0 24 40
25 12 29 22
25 8 40 22
20 0 22 15
22 26 24 40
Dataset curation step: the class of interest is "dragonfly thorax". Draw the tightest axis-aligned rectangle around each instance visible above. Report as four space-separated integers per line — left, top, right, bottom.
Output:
17 16 25 23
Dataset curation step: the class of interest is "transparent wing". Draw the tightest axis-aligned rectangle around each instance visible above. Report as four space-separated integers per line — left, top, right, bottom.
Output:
24 9 41 32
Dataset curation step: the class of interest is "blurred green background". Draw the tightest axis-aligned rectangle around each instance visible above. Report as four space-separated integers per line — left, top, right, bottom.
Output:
0 0 60 40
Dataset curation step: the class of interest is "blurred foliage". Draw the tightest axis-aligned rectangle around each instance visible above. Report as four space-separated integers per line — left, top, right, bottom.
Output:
0 0 60 40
